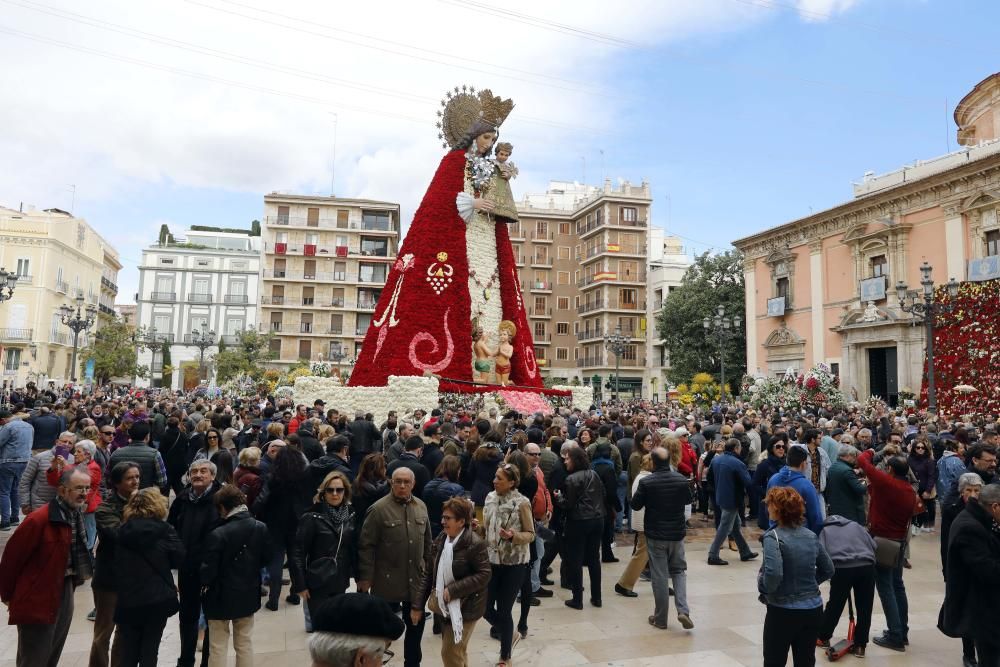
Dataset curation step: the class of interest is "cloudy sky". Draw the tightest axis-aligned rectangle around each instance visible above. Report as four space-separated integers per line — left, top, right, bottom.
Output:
0 0 996 301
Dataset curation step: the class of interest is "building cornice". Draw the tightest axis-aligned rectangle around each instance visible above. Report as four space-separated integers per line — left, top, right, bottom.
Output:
733 153 1000 259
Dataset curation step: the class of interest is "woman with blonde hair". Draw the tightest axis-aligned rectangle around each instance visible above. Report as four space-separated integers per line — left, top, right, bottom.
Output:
290 470 356 620
114 489 184 666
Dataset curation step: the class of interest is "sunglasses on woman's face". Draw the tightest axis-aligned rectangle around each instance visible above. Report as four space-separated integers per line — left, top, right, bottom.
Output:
324 487 345 495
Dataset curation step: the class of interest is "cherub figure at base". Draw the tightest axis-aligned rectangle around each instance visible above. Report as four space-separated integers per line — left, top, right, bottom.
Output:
494 320 516 386
473 326 494 383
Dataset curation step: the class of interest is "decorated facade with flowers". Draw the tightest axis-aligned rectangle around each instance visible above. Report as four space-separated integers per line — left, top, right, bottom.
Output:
920 279 1000 414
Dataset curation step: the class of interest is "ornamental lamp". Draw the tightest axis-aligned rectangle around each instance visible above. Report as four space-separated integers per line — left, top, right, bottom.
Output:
895 280 907 303
947 278 960 299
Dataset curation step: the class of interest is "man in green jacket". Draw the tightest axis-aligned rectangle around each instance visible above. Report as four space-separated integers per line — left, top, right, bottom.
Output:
358 467 433 667
825 444 867 525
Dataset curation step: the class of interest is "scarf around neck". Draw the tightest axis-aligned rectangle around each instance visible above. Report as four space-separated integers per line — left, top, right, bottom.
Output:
436 528 466 641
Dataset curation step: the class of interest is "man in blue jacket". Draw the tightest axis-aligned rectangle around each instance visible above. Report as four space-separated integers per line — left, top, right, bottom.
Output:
707 438 758 565
767 444 825 534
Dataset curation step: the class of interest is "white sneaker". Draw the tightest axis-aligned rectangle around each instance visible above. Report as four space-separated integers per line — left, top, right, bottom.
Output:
911 525 920 536
921 526 935 533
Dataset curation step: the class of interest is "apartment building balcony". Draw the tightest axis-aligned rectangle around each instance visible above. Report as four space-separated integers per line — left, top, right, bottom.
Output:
13 274 32 285
326 327 344 335
221 335 241 345
529 306 552 318
529 281 551 293
101 276 118 293
55 279 69 294
150 291 177 302
576 215 647 239
182 333 218 344
99 304 115 316
531 333 552 344
576 330 604 342
188 293 213 303
581 243 645 264
575 356 604 368
263 269 356 282
509 226 525 240
354 327 368 336
299 323 315 334
0 328 33 342
577 299 604 314
148 333 175 343
530 257 553 269
530 230 554 243
264 215 395 233
514 256 525 267
577 270 647 289
357 301 378 311
224 294 249 305
49 331 69 345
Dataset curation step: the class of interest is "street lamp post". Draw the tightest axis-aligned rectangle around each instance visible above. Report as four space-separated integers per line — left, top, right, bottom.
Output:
702 305 741 405
603 324 627 402
59 292 98 382
140 327 170 388
0 268 18 303
896 261 959 413
190 323 216 384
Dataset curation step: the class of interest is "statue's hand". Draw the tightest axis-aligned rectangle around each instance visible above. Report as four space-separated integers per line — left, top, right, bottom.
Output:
473 198 495 212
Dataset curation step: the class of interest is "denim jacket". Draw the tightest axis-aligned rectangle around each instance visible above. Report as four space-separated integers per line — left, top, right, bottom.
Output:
759 525 834 608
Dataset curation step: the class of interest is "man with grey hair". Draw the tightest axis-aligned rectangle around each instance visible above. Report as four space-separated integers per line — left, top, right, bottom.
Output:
18 430 75 515
856 428 873 451
825 443 867 525
169 459 221 666
0 466 93 667
309 593 405 667
359 466 432 667
940 482 1000 665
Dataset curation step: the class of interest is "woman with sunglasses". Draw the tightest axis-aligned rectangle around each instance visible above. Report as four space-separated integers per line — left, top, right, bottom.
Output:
481 462 535 667
193 428 224 463
752 436 788 530
290 471 357 622
908 435 937 533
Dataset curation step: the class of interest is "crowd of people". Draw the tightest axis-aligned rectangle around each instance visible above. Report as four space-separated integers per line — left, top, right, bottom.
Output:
0 384 997 666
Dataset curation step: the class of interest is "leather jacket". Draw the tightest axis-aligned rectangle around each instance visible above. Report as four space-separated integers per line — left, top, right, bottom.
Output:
554 469 605 521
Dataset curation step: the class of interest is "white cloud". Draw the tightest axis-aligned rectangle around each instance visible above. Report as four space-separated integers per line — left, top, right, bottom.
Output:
0 0 864 297
795 0 861 21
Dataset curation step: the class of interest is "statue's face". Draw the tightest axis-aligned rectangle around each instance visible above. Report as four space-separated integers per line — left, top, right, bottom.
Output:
496 149 510 163
499 330 509 344
475 131 496 154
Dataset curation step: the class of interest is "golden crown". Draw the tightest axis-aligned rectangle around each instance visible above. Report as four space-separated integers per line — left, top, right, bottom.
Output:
435 85 515 149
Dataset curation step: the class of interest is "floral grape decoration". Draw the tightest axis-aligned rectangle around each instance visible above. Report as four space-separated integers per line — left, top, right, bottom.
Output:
919 279 1000 414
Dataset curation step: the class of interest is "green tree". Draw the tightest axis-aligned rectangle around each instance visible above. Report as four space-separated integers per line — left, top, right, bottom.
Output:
81 318 144 385
212 329 275 383
656 251 747 393
250 219 261 236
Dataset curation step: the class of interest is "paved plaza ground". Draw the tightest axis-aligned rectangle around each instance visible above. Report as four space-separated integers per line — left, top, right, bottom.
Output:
0 518 960 666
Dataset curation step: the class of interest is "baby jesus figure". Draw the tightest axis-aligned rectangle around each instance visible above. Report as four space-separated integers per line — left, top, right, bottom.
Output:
488 142 519 222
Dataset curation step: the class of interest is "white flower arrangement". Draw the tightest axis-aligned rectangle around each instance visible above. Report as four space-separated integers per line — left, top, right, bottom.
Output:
553 385 595 411
293 375 439 425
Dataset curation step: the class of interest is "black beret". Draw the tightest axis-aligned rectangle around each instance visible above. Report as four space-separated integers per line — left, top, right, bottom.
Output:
311 593 404 640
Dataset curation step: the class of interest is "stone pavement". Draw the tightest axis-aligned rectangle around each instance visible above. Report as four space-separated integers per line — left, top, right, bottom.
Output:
0 518 960 666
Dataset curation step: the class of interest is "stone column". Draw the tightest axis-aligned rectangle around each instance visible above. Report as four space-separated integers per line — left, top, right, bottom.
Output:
744 258 758 374
809 240 825 366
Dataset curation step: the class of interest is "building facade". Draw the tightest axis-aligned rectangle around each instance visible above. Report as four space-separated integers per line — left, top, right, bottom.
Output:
0 206 120 387
259 193 400 371
646 233 692 402
513 180 652 396
733 73 1000 405
136 226 261 390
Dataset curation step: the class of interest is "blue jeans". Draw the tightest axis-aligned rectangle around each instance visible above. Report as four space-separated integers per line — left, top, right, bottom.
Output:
0 461 27 524
530 534 545 591
616 471 629 530
84 512 97 551
874 563 908 644
707 507 753 560
647 538 689 625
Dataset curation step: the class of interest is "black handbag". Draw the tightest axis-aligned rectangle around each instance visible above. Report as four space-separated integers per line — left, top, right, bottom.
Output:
306 522 344 591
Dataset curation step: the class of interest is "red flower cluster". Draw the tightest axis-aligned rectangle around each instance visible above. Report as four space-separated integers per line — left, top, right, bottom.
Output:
805 377 820 390
920 279 1000 415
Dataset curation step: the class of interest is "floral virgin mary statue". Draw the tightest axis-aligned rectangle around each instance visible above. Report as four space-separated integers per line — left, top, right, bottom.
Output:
349 86 542 388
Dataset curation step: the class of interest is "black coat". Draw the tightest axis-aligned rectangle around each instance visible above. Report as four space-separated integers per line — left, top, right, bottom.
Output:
297 431 325 462
200 511 273 620
114 518 184 620
939 498 1000 640
168 480 221 572
308 455 354 490
467 450 502 506
387 453 431 499
290 503 357 596
592 458 621 512
631 466 689 542
253 473 314 546
28 412 64 450
346 418 381 457
352 479 389 535
421 443 444 481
